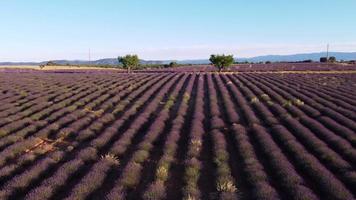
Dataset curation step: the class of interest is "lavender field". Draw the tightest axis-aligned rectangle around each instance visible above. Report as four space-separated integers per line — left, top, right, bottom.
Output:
0 67 355 200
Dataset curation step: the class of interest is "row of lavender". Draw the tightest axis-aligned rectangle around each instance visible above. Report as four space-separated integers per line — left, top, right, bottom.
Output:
0 72 170 199
0 71 355 200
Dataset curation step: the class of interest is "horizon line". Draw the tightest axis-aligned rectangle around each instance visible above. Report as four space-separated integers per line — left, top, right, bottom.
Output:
1 51 356 63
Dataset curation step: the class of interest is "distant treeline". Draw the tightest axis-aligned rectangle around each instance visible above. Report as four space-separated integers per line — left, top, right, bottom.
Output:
40 61 195 69
40 58 356 70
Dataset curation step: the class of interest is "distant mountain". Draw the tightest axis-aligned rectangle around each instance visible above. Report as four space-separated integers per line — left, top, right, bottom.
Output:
238 52 356 63
177 52 356 64
1 52 355 66
0 62 43 66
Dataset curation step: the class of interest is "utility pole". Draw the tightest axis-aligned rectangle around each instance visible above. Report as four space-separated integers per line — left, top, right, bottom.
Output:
89 48 91 65
326 44 329 60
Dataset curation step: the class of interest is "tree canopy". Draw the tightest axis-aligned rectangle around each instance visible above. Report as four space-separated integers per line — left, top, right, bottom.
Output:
118 55 139 72
328 56 336 63
320 56 336 63
320 57 328 63
209 54 234 72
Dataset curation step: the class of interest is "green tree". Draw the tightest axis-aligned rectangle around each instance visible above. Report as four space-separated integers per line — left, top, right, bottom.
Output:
118 54 139 73
169 61 178 68
164 61 179 68
320 57 328 63
328 56 336 63
46 61 57 66
209 54 234 72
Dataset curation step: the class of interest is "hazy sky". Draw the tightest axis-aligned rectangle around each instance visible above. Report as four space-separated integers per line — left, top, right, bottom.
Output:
1 0 355 61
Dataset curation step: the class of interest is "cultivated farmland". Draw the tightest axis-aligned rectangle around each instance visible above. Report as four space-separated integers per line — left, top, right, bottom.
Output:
0 67 355 200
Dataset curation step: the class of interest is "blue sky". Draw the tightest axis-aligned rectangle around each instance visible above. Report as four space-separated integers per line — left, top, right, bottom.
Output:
0 0 355 61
